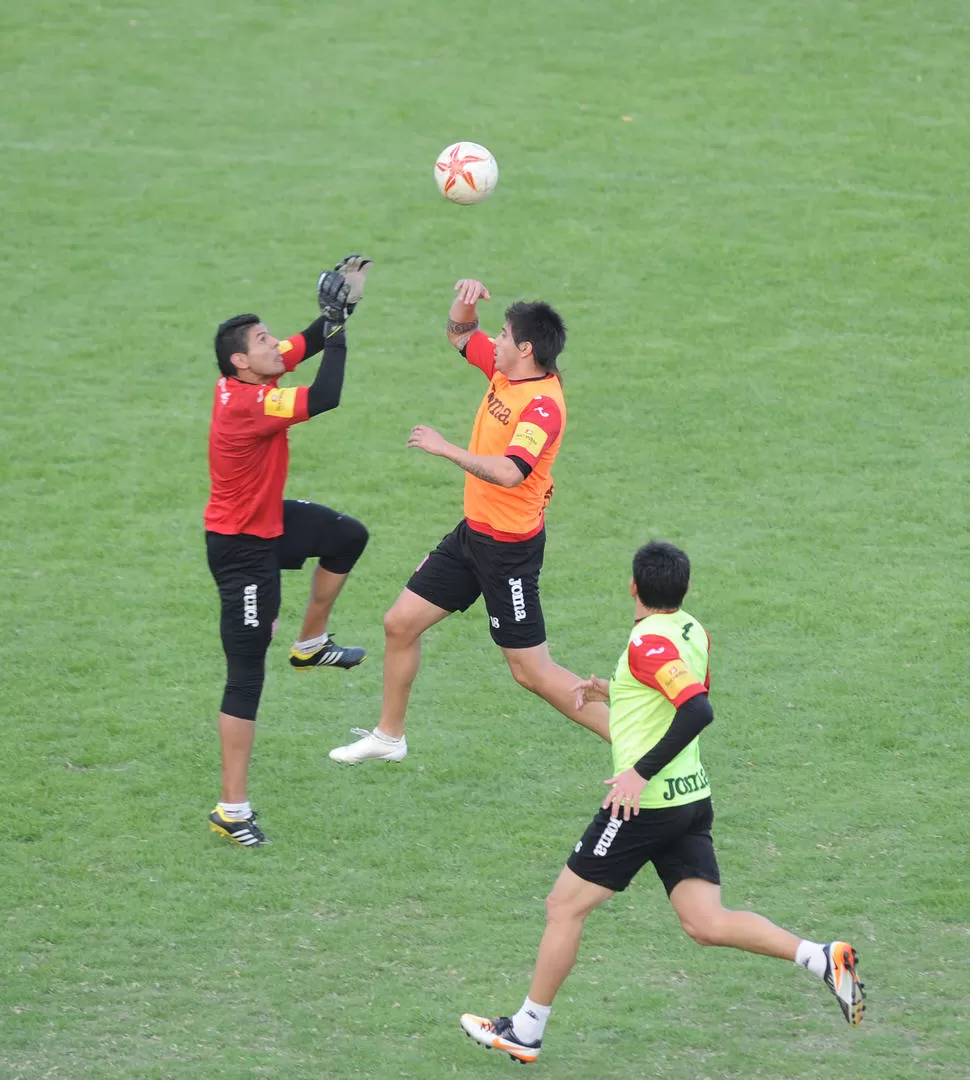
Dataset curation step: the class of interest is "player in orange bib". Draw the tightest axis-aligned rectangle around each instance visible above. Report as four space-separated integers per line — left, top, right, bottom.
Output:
330 278 609 764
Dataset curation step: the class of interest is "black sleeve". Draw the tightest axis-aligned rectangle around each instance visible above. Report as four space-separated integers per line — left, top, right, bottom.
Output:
508 454 533 478
298 316 330 360
306 326 347 417
633 693 713 781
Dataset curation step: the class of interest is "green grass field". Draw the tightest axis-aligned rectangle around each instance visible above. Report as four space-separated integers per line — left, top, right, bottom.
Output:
2 1 969 1076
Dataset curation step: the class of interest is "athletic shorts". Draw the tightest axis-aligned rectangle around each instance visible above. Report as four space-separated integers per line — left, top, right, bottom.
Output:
206 531 282 661
279 499 368 575
566 798 720 895
206 499 368 658
406 520 546 649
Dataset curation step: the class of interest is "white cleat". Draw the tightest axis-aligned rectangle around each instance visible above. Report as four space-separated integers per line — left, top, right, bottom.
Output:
328 727 408 765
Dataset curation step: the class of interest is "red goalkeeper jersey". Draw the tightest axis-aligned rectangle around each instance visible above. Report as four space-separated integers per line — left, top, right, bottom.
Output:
204 334 310 538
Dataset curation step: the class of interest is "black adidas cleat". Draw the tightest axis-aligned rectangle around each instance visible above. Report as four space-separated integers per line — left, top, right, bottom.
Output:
208 807 271 847
289 636 366 670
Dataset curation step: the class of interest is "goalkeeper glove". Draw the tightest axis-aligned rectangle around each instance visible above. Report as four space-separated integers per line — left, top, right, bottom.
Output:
316 270 352 325
333 254 373 314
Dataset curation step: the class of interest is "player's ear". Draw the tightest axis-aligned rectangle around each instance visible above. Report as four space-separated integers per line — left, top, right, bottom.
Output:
230 351 249 372
629 577 638 598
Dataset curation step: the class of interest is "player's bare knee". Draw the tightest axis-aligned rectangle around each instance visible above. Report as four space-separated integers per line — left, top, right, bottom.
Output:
383 605 419 645
545 887 592 926
684 924 716 947
680 911 726 947
510 666 538 693
383 606 405 640
506 656 541 693
545 890 572 924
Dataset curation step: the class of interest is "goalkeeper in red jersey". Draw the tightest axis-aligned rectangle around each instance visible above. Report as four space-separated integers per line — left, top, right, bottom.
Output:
204 258 372 847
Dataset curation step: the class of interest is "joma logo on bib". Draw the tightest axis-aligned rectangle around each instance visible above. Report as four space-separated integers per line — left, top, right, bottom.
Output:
662 766 710 801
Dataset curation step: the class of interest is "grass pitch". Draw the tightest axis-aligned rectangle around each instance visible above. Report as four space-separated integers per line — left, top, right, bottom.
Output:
2 1 968 1077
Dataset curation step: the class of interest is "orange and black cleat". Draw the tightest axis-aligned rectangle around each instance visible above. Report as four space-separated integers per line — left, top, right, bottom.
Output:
460 1013 541 1064
822 941 866 1026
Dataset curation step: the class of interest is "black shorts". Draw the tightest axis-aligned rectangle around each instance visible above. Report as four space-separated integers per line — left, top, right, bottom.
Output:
566 798 720 895
206 531 282 661
206 499 368 658
406 520 546 649
279 499 368 575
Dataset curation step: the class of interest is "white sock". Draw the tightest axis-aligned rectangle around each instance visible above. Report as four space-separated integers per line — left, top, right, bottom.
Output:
293 632 329 652
511 997 551 1044
794 940 827 979
372 728 404 744
218 800 252 819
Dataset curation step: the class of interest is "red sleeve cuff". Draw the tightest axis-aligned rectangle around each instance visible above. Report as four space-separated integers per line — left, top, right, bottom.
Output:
464 330 496 377
280 334 306 373
671 682 708 709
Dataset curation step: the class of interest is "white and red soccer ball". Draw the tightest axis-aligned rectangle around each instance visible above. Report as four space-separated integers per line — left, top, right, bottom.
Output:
434 142 499 204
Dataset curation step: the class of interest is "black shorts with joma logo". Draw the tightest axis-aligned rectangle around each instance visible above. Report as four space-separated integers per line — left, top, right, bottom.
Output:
406 520 546 650
567 797 720 895
207 500 369 667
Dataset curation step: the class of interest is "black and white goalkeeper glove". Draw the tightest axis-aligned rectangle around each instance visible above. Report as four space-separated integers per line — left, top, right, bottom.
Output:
316 270 351 324
333 254 373 314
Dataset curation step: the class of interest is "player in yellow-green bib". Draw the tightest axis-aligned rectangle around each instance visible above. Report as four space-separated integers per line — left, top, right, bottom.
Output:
460 541 866 1065
608 602 712 810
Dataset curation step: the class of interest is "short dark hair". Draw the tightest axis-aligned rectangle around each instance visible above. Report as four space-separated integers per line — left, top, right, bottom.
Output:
505 300 566 372
632 541 691 610
214 314 261 378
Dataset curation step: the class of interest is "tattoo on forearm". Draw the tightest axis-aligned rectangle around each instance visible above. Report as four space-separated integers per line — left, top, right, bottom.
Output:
447 318 479 335
463 460 499 484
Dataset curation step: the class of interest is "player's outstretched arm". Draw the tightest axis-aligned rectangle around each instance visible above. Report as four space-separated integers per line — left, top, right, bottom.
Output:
306 325 348 418
407 424 524 487
446 278 490 350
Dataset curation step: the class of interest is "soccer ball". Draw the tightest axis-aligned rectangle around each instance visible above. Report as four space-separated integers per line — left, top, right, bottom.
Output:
434 142 499 205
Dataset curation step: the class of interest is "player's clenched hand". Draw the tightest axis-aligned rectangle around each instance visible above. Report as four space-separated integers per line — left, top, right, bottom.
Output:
572 675 610 710
407 425 452 457
602 767 648 821
454 279 491 306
